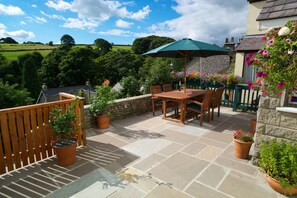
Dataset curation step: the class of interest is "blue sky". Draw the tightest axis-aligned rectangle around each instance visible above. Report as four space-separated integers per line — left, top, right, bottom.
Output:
0 0 248 45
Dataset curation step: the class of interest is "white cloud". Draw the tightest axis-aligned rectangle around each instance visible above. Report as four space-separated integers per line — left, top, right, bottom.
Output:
45 0 150 21
0 4 25 15
26 16 48 24
41 11 66 20
98 29 133 37
20 21 26 25
45 0 72 11
116 19 133 28
147 0 247 44
63 18 99 29
0 23 35 40
32 4 37 8
128 5 151 20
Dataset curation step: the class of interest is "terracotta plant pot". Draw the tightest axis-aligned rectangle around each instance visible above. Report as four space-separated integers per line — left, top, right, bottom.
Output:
233 138 253 159
96 115 110 129
265 174 297 195
53 142 76 166
250 119 257 135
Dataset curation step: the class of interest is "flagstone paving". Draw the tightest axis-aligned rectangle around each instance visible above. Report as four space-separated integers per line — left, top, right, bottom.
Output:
0 107 294 198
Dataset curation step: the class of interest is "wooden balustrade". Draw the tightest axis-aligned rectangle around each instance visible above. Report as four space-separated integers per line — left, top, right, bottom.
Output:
0 93 85 174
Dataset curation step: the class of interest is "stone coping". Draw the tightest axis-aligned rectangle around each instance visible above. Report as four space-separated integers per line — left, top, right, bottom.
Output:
276 107 297 114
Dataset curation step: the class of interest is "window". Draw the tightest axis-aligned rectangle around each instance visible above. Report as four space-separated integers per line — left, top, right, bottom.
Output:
242 55 257 83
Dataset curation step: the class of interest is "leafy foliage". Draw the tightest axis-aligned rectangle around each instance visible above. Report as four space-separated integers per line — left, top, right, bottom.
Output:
132 35 175 54
21 56 40 100
259 140 297 188
0 37 18 44
90 80 117 116
94 38 112 56
49 100 78 144
233 129 254 142
0 80 33 109
96 49 143 85
40 47 68 87
58 47 97 86
119 76 142 98
143 58 174 93
247 20 297 95
60 34 75 48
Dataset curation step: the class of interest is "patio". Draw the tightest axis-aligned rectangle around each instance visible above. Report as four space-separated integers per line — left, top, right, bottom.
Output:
0 107 289 198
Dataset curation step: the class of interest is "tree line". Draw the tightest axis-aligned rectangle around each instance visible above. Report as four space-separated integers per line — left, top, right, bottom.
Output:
0 34 183 109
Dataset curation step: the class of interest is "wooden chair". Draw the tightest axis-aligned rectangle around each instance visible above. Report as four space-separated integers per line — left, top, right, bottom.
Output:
211 87 225 120
162 84 173 92
151 85 163 116
162 84 179 114
186 90 215 126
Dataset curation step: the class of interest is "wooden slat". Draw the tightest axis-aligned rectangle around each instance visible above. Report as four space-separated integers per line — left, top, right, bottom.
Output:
24 110 35 163
30 109 41 161
8 113 21 169
37 108 46 159
16 111 28 166
43 107 52 157
48 106 54 156
0 113 13 171
0 120 6 173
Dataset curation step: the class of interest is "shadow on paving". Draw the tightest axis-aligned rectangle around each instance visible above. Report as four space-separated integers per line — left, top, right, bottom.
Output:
0 140 139 198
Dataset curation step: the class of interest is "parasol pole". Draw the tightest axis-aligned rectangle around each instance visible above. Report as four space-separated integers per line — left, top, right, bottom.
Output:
184 52 188 93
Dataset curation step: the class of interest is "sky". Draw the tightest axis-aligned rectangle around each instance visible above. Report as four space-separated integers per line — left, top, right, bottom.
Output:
0 0 248 45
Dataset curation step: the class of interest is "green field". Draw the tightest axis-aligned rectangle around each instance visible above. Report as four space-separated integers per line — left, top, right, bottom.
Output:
0 44 132 61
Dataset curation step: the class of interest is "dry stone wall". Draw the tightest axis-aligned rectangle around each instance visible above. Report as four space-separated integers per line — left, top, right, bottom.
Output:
252 96 297 165
84 94 152 128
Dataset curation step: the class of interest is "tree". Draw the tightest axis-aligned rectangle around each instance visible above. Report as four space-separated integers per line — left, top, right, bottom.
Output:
48 41 53 46
94 38 112 56
0 37 18 44
0 80 33 109
132 35 175 54
119 76 142 98
60 34 75 48
96 49 143 85
58 47 97 86
40 47 68 87
21 56 40 100
143 58 174 93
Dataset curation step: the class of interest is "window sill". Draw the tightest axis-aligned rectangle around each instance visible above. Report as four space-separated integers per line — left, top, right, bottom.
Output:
276 107 297 114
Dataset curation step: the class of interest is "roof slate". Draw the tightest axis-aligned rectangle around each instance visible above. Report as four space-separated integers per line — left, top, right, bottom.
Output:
257 0 297 21
235 37 265 52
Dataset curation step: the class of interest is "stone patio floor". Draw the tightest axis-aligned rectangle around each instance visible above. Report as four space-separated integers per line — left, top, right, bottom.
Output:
0 107 294 198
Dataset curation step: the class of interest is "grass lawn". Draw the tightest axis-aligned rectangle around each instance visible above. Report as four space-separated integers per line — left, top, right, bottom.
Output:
0 44 132 61
2 50 52 61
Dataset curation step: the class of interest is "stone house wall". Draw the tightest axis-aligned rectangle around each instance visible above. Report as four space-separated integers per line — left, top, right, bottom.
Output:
84 94 152 128
252 96 297 165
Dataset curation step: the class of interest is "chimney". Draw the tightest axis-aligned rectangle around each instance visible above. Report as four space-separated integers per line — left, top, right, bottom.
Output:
42 83 48 92
224 37 236 52
86 80 91 87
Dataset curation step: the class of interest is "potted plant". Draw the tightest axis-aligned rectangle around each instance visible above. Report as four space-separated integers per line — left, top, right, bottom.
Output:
233 129 254 159
90 80 116 129
49 101 77 166
259 140 297 195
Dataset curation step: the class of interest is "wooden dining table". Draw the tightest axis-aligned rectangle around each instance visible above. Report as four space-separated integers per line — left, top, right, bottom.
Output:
154 89 205 124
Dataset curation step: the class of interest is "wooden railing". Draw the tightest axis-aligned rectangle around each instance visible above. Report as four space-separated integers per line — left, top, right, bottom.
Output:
0 93 85 174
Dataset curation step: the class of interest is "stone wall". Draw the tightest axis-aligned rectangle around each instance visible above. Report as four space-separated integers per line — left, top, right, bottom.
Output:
84 94 152 128
252 96 297 165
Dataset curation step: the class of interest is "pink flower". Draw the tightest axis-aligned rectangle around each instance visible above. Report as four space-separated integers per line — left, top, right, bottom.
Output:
256 77 261 86
285 38 292 44
262 89 268 96
261 36 267 41
257 50 263 54
268 39 274 46
248 81 254 91
277 81 286 89
290 30 295 35
277 92 283 96
262 50 269 56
